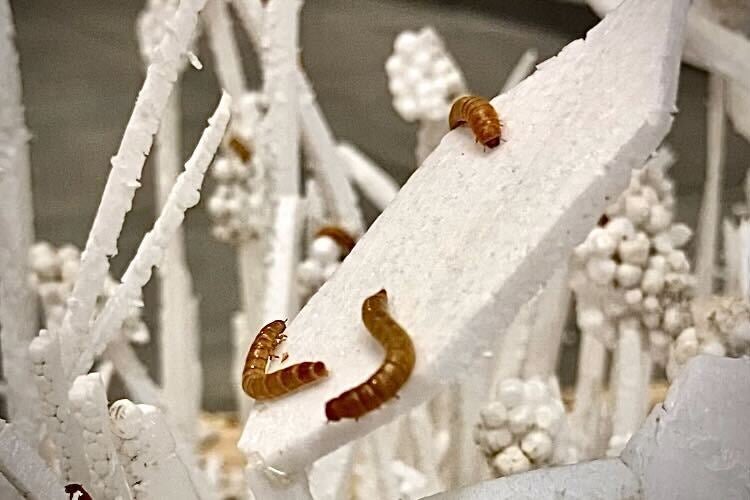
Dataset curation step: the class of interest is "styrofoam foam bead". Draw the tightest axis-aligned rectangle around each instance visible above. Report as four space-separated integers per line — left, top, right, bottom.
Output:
663 305 686 334
605 217 636 241
388 77 407 97
603 298 627 319
508 404 533 435
624 195 650 223
444 71 464 94
211 225 233 242
523 378 549 403
225 197 243 216
207 195 229 218
33 251 61 280
404 66 423 86
485 428 514 454
591 230 617 257
666 250 689 273
310 236 341 264
586 257 616 285
643 312 661 329
480 401 508 429
700 339 726 357
431 77 449 98
385 55 404 76
413 50 432 69
57 244 80 263
497 378 524 409
668 223 692 247
534 403 563 432
652 232 673 254
578 307 605 332
640 185 659 205
616 263 643 288
624 288 643 306
492 445 531 476
298 259 324 285
212 157 234 182
395 97 418 122
641 268 665 295
618 234 650 264
646 204 672 233
648 254 667 272
394 31 419 54
433 57 454 76
643 295 660 312
521 430 553 462
674 329 699 363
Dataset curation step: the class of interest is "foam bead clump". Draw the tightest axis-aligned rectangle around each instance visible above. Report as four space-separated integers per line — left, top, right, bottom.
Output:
207 92 271 244
570 150 695 366
28 241 149 343
297 235 346 299
474 377 566 477
667 295 750 380
385 27 466 122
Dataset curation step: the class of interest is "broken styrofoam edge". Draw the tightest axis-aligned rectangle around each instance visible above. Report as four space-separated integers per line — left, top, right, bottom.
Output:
203 0 247 98
307 444 356 500
59 0 210 372
78 93 231 377
0 0 40 441
239 0 689 474
337 142 400 211
622 355 750 499
420 458 640 499
588 0 750 89
0 420 67 500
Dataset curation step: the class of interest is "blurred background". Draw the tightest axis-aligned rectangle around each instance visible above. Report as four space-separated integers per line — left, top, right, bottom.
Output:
10 0 750 410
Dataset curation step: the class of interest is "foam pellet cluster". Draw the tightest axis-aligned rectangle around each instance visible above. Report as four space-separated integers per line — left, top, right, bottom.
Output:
28 241 149 344
29 330 82 483
570 151 695 366
667 295 750 380
474 377 566 477
207 92 271 244
385 27 467 122
297 235 345 299
69 374 130 499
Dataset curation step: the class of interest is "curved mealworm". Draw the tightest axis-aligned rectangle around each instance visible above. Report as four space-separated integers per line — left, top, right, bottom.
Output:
315 225 357 258
242 320 328 400
449 95 502 149
65 484 93 500
227 136 252 163
325 289 415 421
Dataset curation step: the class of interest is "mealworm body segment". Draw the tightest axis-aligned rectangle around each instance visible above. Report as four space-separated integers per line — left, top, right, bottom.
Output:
325 289 416 421
242 320 328 400
315 225 357 258
449 95 502 149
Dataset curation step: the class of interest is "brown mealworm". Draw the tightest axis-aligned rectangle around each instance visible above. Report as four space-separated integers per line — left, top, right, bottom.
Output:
228 136 253 163
315 225 357 258
325 289 415 421
449 95 502 149
242 320 328 400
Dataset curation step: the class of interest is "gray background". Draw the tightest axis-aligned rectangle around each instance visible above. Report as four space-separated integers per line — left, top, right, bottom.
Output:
9 0 750 410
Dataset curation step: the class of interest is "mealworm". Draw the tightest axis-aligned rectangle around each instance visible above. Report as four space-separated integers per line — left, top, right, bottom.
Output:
65 484 92 500
242 320 328 400
315 225 357 258
449 95 502 149
325 289 415 421
228 136 252 163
